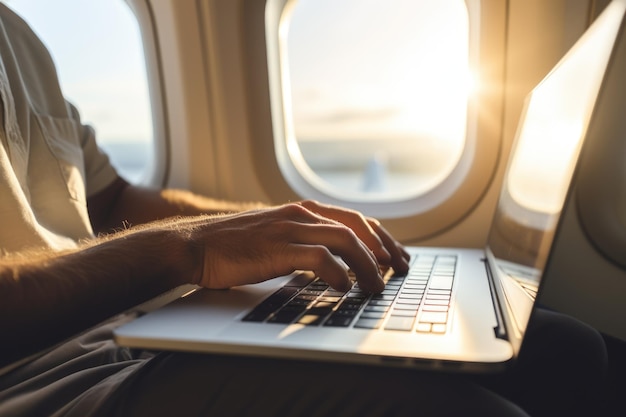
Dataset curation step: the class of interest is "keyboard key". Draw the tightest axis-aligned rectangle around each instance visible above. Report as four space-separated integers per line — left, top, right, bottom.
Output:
427 289 452 296
419 311 448 324
308 306 334 316
288 297 313 306
416 323 432 332
242 287 299 321
429 276 453 290
346 292 367 298
363 305 390 313
300 289 325 297
295 294 319 302
323 316 354 327
423 299 449 306
262 287 299 306
395 298 422 306
360 311 387 319
332 309 359 317
398 294 422 300
315 299 340 306
385 316 415 331
269 309 304 324
370 295 396 301
297 314 326 326
367 299 393 307
431 324 447 333
421 304 449 312
308 283 330 291
425 294 451 301
354 318 383 329
325 290 347 297
241 310 271 322
390 309 417 317
403 284 426 290
337 302 364 311
400 289 425 295
392 304 420 311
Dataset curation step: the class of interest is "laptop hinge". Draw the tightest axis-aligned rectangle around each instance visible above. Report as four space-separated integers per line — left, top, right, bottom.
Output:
483 258 508 340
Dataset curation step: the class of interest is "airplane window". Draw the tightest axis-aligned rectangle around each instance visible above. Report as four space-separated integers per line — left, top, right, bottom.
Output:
6 0 153 183
278 0 471 203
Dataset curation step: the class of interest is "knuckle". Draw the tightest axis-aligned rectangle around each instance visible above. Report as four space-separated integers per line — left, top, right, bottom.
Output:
280 202 311 218
366 216 380 227
299 199 319 208
334 224 359 245
309 245 333 264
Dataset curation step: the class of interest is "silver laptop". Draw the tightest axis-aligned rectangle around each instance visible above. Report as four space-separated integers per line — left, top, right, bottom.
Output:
114 0 626 373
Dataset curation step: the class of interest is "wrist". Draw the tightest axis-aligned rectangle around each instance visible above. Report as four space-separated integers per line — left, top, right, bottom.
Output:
139 220 204 288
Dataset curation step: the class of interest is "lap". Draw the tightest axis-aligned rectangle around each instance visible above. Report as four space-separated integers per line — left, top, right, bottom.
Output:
107 352 527 417
0 314 149 417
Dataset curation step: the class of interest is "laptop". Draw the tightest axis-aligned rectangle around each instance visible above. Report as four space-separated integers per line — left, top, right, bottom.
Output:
114 0 626 373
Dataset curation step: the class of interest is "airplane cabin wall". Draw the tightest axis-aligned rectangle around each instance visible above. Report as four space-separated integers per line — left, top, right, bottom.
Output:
139 2 619 232
140 0 592 246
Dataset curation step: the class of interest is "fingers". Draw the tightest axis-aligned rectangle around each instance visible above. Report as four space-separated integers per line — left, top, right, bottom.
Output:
298 200 389 259
284 223 385 293
282 244 383 293
299 200 410 273
366 217 411 275
193 202 404 295
280 202 406 291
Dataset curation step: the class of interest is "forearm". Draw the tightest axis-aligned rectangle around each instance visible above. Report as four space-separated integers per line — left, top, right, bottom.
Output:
90 177 265 234
0 224 197 365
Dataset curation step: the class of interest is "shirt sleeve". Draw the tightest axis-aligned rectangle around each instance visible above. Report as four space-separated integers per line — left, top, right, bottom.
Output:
66 101 119 198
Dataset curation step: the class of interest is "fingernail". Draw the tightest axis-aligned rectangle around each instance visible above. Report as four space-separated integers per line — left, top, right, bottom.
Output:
376 273 385 288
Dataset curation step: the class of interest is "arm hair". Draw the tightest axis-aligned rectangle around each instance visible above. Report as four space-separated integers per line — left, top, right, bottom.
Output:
0 217 202 366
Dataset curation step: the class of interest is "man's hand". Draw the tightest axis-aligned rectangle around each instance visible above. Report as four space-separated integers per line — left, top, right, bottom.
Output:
87 179 410 293
186 201 410 294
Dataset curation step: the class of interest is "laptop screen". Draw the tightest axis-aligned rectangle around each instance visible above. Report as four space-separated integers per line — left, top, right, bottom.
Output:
485 0 626 352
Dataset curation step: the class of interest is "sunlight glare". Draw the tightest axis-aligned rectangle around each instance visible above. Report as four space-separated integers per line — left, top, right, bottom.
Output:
507 1 624 214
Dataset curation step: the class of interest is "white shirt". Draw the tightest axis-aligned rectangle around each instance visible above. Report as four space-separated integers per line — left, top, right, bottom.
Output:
0 3 118 252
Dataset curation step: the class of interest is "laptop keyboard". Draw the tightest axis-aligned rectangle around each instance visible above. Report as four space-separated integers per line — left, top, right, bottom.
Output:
242 255 457 334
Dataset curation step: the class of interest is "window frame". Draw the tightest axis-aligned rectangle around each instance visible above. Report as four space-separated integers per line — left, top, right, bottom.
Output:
265 0 506 241
124 0 170 187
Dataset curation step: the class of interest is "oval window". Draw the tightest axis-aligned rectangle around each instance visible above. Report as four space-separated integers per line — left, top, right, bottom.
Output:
281 0 472 203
